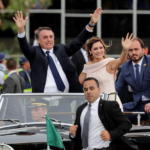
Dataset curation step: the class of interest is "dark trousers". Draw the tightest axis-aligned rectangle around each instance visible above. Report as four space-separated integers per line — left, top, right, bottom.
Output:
94 142 117 150
123 100 150 125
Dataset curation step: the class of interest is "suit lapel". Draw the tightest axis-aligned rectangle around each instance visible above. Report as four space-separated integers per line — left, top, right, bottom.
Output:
78 50 86 64
53 46 64 66
39 46 49 69
98 99 109 130
128 61 135 80
140 56 147 86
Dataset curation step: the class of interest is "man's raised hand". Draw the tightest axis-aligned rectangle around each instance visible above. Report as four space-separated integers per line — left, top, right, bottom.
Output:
122 33 135 50
90 7 103 25
13 11 28 33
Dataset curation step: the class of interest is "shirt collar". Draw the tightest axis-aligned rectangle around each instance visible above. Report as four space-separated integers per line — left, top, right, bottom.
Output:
8 70 17 76
132 56 144 67
81 48 87 54
87 97 100 106
42 48 54 54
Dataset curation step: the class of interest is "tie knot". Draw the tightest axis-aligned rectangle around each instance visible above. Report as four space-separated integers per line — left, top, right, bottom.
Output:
46 51 50 55
135 64 139 68
89 103 91 107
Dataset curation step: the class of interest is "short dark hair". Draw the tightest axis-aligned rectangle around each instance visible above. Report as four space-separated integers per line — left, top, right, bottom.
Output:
83 77 99 87
36 27 54 39
6 58 17 70
135 38 145 48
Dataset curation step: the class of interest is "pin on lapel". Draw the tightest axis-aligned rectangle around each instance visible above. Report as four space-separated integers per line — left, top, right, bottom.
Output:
143 63 146 66
100 104 102 106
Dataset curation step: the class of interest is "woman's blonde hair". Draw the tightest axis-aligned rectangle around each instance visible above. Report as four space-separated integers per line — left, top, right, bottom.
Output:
86 36 111 61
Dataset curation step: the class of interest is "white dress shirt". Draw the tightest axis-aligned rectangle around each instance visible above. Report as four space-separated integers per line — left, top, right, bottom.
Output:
80 98 110 150
132 57 149 101
33 39 39 46
81 48 88 63
0 71 4 85
8 70 17 76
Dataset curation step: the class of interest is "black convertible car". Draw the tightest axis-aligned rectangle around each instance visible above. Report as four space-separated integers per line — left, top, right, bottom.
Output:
0 93 149 150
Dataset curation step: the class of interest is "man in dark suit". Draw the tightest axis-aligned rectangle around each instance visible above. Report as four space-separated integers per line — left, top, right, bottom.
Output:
70 77 136 150
71 44 88 76
116 38 150 125
2 58 24 93
115 56 133 104
2 58 25 122
13 7 102 93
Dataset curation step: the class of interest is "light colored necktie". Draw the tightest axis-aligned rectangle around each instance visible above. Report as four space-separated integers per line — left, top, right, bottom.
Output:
82 103 91 148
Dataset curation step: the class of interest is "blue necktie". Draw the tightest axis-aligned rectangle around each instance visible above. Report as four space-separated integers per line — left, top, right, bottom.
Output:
46 51 65 92
135 64 140 86
82 103 91 148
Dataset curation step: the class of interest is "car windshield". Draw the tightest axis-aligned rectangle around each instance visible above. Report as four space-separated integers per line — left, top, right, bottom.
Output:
0 93 91 126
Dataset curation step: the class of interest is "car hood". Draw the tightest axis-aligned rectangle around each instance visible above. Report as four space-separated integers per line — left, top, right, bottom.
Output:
0 122 71 144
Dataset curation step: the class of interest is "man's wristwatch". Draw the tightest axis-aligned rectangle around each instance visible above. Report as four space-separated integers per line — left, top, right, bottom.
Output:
88 22 96 27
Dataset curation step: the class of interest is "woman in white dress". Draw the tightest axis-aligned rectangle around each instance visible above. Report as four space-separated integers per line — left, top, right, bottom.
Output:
79 33 135 111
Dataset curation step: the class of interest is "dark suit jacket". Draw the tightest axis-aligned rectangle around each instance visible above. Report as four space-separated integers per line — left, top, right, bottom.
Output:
71 99 137 150
71 49 86 76
2 72 24 93
116 55 150 109
1 73 25 123
18 28 92 93
116 67 133 104
19 68 31 89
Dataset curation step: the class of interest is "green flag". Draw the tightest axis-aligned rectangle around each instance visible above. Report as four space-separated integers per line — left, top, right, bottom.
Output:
46 114 65 150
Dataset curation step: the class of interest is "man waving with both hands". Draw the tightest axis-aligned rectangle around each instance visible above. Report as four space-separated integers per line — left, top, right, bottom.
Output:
13 7 102 93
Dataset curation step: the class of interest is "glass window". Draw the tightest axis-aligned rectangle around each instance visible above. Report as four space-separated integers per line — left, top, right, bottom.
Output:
137 14 150 38
0 94 86 124
137 0 150 10
66 0 96 13
102 14 132 38
30 13 61 44
66 17 96 44
102 0 132 10
0 93 109 125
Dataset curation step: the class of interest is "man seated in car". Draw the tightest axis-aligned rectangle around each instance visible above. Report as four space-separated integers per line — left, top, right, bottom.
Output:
29 98 48 122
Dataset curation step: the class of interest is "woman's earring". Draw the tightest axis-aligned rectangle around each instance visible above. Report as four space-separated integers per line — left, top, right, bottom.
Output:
90 52 92 56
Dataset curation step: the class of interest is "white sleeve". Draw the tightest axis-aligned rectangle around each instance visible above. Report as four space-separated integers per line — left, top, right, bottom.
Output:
85 25 93 32
70 134 76 138
17 32 25 38
0 71 5 85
